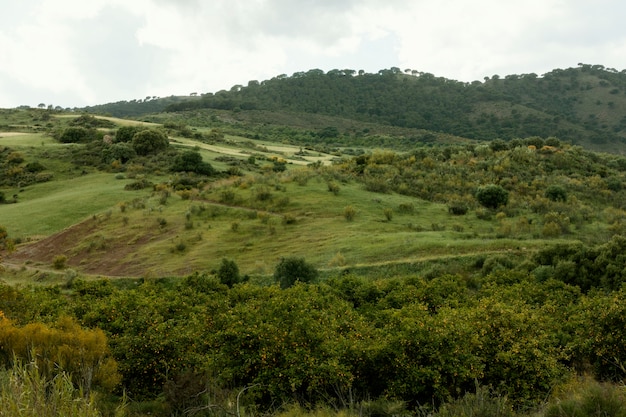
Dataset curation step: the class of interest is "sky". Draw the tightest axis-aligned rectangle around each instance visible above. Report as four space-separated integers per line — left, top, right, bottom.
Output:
1 0 625 109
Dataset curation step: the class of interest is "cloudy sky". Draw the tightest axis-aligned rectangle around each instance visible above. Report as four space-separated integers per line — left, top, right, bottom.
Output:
1 0 625 109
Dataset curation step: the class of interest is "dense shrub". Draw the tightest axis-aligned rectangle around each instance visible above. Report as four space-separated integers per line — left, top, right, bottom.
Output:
114 125 142 143
274 257 318 288
131 129 169 156
171 149 215 175
545 185 568 202
476 184 509 209
217 258 242 288
57 126 96 143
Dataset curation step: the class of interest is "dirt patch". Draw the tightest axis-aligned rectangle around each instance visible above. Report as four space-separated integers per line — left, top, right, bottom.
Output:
4 218 160 278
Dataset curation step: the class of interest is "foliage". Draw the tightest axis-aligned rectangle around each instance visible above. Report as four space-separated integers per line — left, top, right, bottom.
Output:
543 378 626 417
0 361 103 417
274 257 319 288
0 314 120 394
171 149 215 175
56 126 99 144
545 185 568 202
114 126 142 143
131 129 169 156
476 185 509 209
101 142 136 164
217 258 242 288
162 65 626 151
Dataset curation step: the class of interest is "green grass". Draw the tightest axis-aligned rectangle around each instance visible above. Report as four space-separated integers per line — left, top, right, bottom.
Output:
0 132 57 147
0 173 151 237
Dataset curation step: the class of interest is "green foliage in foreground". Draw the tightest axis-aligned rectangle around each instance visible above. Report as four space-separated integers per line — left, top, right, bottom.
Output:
0 361 104 417
3 239 626 416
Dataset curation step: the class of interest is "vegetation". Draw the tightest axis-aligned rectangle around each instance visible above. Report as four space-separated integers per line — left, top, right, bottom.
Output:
4 65 626 415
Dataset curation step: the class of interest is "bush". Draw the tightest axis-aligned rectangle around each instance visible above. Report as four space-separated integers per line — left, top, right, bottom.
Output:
545 185 568 202
344 205 357 221
476 184 509 209
115 125 142 143
383 208 393 221
52 255 67 270
57 126 96 143
448 201 469 215
274 257 318 288
171 150 215 175
0 362 103 417
132 129 169 156
544 379 626 417
435 385 514 417
217 258 241 288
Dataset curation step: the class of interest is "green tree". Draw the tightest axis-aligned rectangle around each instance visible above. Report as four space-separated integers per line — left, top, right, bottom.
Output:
476 184 509 209
115 125 142 143
57 126 95 143
131 129 169 156
217 258 241 288
274 257 318 288
171 150 215 175
545 184 568 202
101 142 137 164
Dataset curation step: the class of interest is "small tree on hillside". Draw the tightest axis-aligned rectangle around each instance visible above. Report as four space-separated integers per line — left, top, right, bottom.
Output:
545 185 567 202
217 258 241 288
274 257 318 289
172 150 215 175
132 129 169 156
115 126 142 143
476 184 509 209
57 126 95 143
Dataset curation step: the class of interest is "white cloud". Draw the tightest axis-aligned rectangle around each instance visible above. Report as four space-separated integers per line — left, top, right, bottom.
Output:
0 0 625 108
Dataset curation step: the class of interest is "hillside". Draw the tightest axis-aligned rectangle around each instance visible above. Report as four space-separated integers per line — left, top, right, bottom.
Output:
148 64 626 154
5 69 626 416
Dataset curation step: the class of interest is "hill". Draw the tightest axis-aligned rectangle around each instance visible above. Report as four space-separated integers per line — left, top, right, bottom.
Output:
151 64 626 153
4 105 626 415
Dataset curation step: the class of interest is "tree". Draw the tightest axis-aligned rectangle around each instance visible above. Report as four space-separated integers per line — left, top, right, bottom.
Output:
131 129 169 156
476 185 509 209
274 257 318 288
217 258 241 288
104 143 136 164
171 150 215 175
545 185 567 202
57 126 94 143
115 126 142 143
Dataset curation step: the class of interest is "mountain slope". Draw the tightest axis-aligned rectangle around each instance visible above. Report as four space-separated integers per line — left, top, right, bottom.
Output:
159 64 626 153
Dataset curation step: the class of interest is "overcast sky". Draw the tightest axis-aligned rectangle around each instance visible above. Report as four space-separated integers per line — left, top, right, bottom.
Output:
1 0 625 109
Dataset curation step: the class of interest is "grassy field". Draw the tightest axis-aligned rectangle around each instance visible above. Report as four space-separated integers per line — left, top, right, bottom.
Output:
0 173 152 237
0 111 610 280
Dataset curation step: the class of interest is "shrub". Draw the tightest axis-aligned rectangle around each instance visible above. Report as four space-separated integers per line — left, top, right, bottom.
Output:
344 205 357 221
132 129 169 156
0 362 103 417
52 255 67 270
398 202 415 213
124 178 153 190
217 258 241 288
436 385 514 417
57 126 95 143
327 181 340 195
115 125 142 143
545 185 568 202
383 208 393 221
543 379 626 417
448 201 469 215
274 257 318 288
476 184 509 209
171 150 214 175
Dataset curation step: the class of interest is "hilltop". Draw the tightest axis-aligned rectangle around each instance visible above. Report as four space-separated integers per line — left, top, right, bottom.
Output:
83 64 626 154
